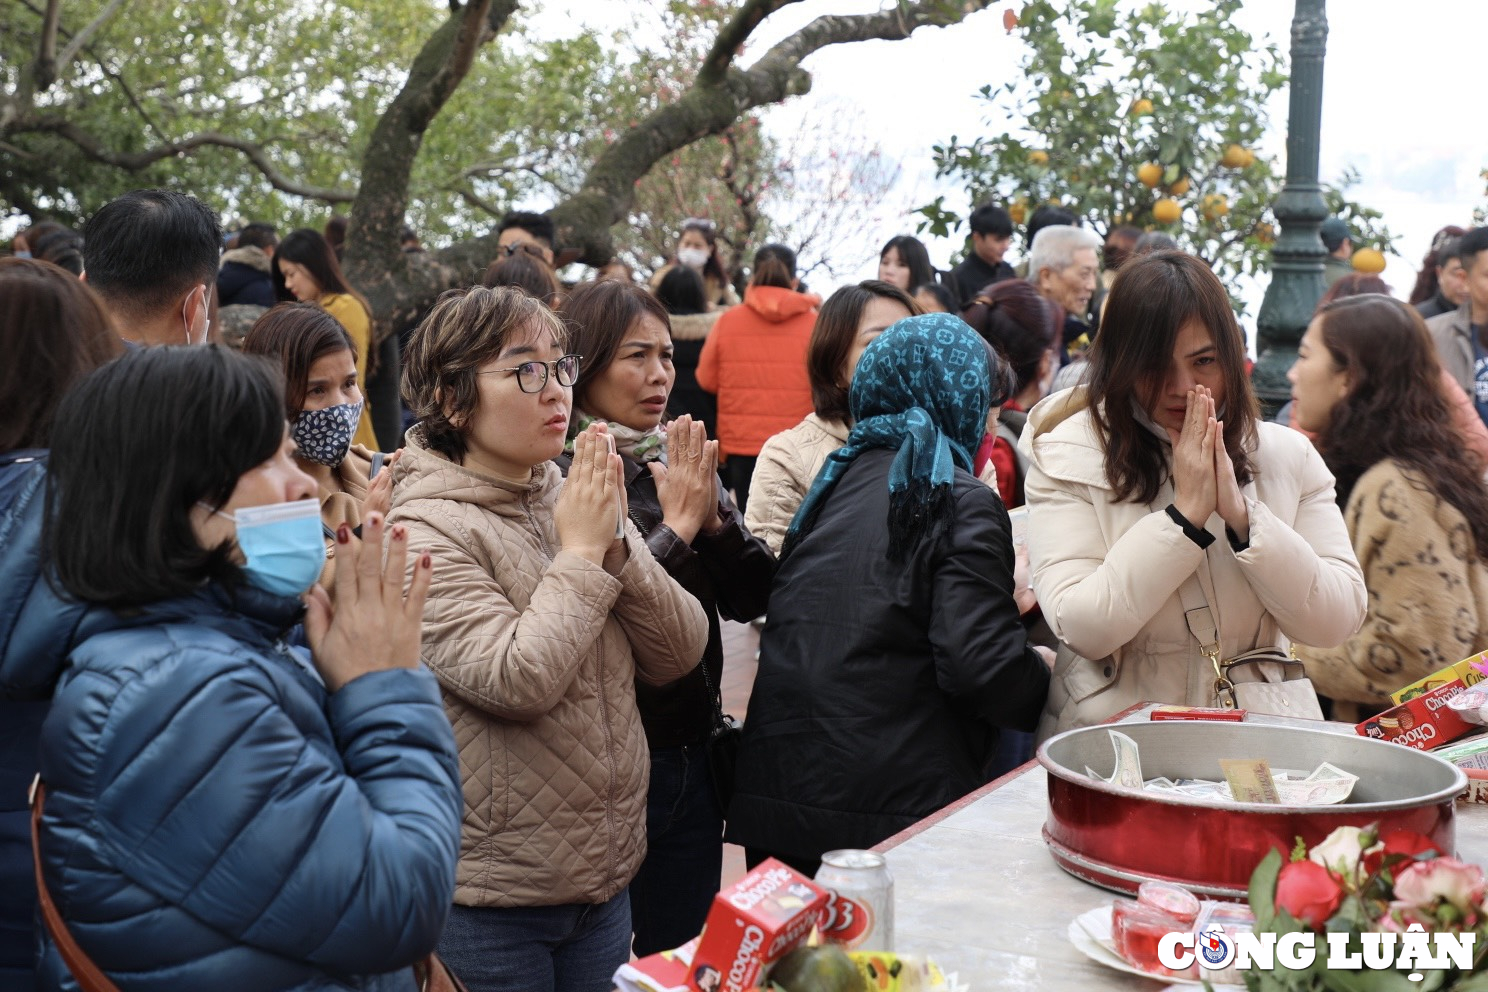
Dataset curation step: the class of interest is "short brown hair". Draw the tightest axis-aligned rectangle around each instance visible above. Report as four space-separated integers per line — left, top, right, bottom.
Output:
241 302 356 416
560 280 672 416
483 245 562 308
807 280 919 423
1087 250 1259 505
0 257 122 450
402 286 567 462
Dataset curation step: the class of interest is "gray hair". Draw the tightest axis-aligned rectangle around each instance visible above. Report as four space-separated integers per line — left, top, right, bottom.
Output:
1026 225 1103 284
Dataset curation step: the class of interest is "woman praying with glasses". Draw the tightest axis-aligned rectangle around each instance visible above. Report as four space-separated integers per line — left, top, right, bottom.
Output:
389 285 709 992
649 218 738 311
558 280 773 956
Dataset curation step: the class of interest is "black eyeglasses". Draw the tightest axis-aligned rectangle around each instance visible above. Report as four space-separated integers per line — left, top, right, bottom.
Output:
480 354 582 393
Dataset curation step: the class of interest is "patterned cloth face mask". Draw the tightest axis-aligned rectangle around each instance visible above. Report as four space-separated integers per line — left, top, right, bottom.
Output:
291 401 364 467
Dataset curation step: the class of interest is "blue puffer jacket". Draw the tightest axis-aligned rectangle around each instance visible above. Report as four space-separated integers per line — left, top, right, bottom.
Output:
33 581 462 992
0 449 90 991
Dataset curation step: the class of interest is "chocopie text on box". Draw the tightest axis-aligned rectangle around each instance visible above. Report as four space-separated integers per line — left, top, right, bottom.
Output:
688 859 828 992
1357 680 1476 750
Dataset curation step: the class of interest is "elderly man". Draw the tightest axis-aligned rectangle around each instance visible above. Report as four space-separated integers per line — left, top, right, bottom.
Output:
1027 224 1103 363
1427 225 1488 427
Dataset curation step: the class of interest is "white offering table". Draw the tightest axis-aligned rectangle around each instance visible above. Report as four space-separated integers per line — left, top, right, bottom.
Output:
873 706 1488 990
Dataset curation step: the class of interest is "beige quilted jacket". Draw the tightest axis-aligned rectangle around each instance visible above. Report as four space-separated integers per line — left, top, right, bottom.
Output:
387 431 708 908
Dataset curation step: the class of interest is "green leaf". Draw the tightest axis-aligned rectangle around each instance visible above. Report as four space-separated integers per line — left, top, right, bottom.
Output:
1250 847 1282 931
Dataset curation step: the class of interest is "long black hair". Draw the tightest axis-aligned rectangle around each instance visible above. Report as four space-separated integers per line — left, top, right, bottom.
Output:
46 346 287 607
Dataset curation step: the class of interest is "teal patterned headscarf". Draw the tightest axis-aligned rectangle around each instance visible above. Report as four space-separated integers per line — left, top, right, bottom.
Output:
783 313 1007 561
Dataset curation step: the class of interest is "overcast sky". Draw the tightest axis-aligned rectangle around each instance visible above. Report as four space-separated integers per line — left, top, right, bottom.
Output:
537 0 1488 309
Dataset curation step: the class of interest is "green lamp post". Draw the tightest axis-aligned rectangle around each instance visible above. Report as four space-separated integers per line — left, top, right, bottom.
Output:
1253 0 1329 417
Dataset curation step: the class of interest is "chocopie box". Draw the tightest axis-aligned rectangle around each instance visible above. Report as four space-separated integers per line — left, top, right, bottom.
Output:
688 859 829 992
1391 651 1488 704
1357 680 1476 750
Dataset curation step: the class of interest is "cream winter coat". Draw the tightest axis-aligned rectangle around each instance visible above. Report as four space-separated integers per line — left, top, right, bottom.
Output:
387 429 708 908
744 414 850 555
1021 388 1365 738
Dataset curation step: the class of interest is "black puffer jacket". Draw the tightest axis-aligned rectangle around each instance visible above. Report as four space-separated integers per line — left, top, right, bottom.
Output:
725 449 1050 863
556 452 774 748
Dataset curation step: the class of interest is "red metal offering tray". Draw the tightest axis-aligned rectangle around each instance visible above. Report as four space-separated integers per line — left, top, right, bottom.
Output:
1038 720 1467 899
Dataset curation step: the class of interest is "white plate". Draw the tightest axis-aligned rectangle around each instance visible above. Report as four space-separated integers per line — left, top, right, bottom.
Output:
1067 906 1245 989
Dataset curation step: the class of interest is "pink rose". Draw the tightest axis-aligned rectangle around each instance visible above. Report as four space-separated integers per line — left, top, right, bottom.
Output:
1276 860 1345 929
1394 858 1487 914
1379 900 1437 933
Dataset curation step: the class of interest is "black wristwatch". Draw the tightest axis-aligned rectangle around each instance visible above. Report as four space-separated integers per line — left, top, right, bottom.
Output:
1165 504 1214 549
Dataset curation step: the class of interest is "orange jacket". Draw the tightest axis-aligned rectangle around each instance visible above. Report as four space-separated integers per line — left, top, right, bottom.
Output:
696 285 819 456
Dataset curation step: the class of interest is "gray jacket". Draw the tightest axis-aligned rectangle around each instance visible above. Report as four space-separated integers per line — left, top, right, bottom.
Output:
1426 301 1477 394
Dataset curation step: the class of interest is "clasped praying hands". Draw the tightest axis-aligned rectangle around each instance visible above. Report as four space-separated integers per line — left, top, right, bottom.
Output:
1165 385 1249 544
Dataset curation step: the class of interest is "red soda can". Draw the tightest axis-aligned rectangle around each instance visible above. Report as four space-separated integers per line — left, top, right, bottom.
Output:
813 849 894 951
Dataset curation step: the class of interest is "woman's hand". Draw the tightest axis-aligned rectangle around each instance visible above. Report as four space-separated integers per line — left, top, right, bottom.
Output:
303 513 432 692
1214 421 1250 543
1013 542 1038 616
648 415 722 544
556 422 627 566
1166 386 1218 527
360 449 401 521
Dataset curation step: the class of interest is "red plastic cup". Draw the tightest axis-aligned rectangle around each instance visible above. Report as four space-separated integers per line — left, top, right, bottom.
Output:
1111 900 1192 978
1137 881 1201 927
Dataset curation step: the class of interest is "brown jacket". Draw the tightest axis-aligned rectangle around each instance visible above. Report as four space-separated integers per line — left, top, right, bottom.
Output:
315 443 373 589
387 430 708 907
744 414 850 556
1301 459 1488 707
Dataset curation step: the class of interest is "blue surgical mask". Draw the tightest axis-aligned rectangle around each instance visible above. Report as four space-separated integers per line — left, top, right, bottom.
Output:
14 251 31 259
291 401 363 467
201 498 326 597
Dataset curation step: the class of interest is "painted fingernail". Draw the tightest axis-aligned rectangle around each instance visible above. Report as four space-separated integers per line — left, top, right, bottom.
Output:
392 524 406 540
420 551 432 568
368 513 382 527
337 523 351 543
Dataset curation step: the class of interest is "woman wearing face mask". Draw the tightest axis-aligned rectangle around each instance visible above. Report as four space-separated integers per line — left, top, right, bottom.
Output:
390 286 708 992
745 280 916 555
1288 296 1488 715
558 279 774 956
1022 251 1366 737
30 345 461 991
242 303 398 586
272 228 378 449
649 219 738 312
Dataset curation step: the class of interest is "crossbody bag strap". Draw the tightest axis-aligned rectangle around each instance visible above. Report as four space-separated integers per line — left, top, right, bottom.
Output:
1175 572 1231 705
31 778 123 992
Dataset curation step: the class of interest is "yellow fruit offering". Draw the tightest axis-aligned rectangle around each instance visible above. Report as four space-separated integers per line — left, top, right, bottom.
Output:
1130 98 1154 116
1009 201 1027 225
1137 162 1163 188
1153 199 1182 224
1168 176 1191 197
1028 150 1050 166
1352 247 1387 273
1201 194 1229 220
1221 144 1250 169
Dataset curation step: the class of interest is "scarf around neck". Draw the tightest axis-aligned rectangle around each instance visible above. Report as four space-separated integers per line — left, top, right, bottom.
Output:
565 411 668 463
783 313 994 561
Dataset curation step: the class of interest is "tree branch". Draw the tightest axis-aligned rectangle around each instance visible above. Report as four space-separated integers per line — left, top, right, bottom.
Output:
34 0 62 91
56 0 128 73
697 0 801 87
15 116 357 201
503 0 999 267
341 0 518 336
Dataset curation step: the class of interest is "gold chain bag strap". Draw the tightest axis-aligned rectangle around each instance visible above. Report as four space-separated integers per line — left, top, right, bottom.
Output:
1178 577 1324 720
31 777 470 992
